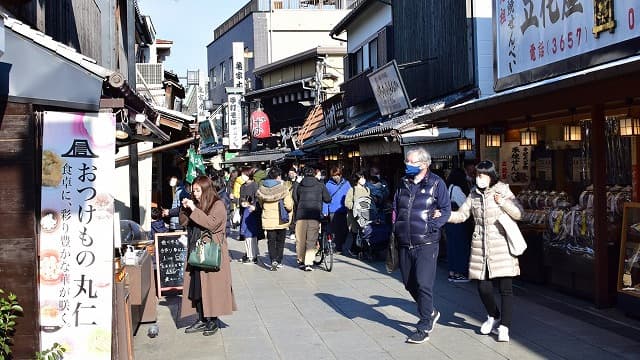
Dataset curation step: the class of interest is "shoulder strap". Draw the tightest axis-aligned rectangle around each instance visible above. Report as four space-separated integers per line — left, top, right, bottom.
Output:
330 180 346 198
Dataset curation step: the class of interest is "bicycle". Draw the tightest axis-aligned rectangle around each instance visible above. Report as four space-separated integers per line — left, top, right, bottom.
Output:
314 217 334 272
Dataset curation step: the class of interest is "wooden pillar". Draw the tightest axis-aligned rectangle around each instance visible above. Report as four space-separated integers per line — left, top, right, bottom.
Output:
591 104 611 307
129 143 140 224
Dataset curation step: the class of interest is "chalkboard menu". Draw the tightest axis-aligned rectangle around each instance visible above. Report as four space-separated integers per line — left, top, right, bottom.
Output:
155 231 188 296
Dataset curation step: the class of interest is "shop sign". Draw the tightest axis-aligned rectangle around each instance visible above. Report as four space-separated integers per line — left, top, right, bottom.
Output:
39 111 114 358
198 118 217 145
495 0 640 90
368 60 411 117
322 94 345 131
227 94 243 149
250 109 271 139
232 42 245 93
536 157 553 181
499 142 531 185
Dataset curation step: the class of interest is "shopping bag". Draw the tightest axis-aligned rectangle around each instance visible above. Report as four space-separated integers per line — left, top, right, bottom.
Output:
385 225 399 273
498 213 527 256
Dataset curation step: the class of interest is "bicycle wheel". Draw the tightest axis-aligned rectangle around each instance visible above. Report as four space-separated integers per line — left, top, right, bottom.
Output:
313 231 324 266
323 233 334 272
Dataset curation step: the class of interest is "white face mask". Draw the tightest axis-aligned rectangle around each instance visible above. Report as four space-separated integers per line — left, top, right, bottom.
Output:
241 174 249 182
169 178 178 187
476 175 490 189
358 178 366 186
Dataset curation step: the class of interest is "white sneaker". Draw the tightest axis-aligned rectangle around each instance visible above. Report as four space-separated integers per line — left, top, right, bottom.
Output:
497 325 509 342
480 315 500 335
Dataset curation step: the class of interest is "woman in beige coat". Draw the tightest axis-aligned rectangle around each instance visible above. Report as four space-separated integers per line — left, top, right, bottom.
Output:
180 175 237 336
445 160 523 343
256 167 293 271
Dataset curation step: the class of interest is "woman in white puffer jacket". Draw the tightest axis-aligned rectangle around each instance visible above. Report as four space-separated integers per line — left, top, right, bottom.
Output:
445 160 523 343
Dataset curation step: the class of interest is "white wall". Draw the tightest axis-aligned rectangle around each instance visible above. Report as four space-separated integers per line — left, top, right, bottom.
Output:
114 141 154 230
268 10 349 62
345 3 392 52
473 0 494 97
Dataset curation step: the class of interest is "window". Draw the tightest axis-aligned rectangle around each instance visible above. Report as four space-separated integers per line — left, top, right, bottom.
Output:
355 48 363 75
210 67 217 87
369 38 378 70
228 57 233 83
220 62 226 82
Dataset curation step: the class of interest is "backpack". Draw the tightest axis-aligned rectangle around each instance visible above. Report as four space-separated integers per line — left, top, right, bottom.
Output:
353 195 377 228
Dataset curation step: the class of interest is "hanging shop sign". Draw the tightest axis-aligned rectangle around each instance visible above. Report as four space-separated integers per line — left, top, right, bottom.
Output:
232 42 245 93
39 111 115 359
227 94 243 149
198 118 217 145
322 94 345 131
250 109 271 139
495 0 640 90
499 142 531 186
368 60 411 117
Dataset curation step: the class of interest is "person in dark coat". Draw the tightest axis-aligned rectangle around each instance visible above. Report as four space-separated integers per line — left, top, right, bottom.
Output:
392 147 451 344
180 176 237 336
239 168 261 263
149 206 168 241
293 166 331 271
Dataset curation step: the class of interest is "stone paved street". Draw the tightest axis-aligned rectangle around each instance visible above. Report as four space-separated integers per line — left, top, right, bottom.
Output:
134 232 640 360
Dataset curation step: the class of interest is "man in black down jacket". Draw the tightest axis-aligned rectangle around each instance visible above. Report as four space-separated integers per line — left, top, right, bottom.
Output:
293 166 331 271
393 147 451 344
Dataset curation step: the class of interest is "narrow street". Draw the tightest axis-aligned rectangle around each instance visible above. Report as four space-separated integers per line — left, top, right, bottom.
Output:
134 232 640 360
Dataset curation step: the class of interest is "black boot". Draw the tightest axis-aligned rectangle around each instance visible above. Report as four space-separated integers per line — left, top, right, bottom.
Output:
203 317 219 336
185 301 207 334
184 318 207 333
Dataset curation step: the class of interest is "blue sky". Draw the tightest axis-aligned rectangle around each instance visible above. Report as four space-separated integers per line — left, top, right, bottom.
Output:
137 0 248 78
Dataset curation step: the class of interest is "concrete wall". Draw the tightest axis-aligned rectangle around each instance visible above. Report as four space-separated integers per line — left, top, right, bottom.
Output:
206 14 256 105
473 0 494 97
267 10 349 62
344 2 391 52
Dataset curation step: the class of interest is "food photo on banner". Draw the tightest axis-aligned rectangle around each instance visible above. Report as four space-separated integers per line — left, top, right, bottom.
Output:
39 111 115 359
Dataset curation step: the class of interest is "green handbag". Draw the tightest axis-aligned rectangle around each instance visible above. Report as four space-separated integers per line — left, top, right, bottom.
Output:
188 230 222 271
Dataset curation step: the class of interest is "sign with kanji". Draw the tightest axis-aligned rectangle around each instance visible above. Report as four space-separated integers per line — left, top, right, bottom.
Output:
227 94 244 149
367 60 411 116
495 0 640 89
39 111 114 358
232 42 245 94
321 94 345 131
499 141 531 185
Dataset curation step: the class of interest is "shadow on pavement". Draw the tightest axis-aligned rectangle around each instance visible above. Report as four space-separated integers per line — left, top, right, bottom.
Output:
315 292 414 336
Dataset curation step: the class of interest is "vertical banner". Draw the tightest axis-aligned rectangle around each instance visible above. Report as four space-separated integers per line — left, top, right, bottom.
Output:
232 42 245 93
39 111 115 358
499 142 531 186
227 94 243 149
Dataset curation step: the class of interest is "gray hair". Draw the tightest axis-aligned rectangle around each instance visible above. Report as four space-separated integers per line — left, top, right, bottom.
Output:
406 147 432 167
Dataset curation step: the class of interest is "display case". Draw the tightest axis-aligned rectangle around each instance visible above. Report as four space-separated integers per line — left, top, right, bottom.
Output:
617 202 640 317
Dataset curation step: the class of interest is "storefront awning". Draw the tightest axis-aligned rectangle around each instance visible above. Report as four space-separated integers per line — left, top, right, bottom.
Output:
413 55 640 129
222 150 289 165
1 16 111 110
337 88 479 142
302 110 379 150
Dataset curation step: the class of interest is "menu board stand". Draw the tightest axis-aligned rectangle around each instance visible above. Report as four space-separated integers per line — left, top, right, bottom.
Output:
154 232 188 297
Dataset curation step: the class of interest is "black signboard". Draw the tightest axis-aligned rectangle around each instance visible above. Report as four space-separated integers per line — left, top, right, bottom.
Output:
155 231 188 296
322 94 345 131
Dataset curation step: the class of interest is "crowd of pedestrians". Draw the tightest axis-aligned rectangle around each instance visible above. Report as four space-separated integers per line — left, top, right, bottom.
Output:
149 147 526 345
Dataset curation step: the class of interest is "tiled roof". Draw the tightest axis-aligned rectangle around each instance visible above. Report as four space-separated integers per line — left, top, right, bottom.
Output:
3 15 113 79
296 105 325 145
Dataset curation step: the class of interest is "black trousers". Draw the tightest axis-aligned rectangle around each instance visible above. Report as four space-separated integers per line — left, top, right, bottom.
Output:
398 243 439 332
477 277 513 327
267 229 287 263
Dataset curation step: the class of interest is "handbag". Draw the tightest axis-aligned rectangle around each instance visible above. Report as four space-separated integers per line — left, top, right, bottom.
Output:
278 199 289 224
188 229 222 271
497 213 527 256
385 225 399 273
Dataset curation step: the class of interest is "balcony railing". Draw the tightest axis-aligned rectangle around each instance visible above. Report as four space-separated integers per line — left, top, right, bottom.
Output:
136 63 163 87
